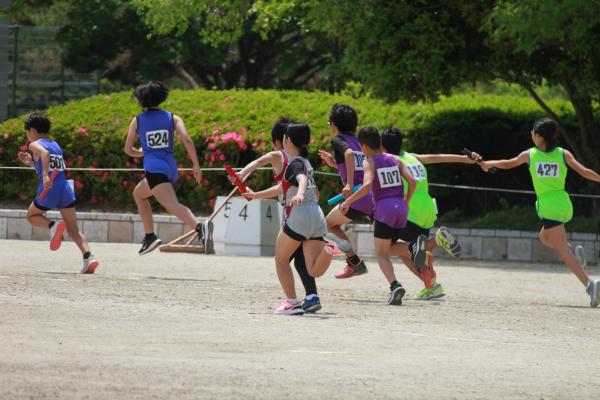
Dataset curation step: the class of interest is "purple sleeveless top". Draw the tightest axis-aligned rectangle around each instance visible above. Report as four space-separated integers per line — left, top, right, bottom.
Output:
335 134 373 216
371 153 404 202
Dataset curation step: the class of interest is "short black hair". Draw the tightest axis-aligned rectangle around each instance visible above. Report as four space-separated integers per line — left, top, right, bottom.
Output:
533 117 559 149
381 127 403 155
271 116 296 144
285 123 311 158
24 113 51 134
329 103 358 133
357 126 380 150
133 80 169 108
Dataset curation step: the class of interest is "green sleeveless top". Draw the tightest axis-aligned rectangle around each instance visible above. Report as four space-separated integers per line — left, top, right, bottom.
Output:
398 152 437 229
528 146 572 223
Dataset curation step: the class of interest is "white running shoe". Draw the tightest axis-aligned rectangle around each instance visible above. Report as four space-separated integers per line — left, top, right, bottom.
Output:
575 245 587 268
587 280 600 308
81 254 100 274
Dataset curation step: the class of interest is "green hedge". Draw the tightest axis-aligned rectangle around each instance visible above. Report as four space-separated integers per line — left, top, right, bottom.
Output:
0 89 586 223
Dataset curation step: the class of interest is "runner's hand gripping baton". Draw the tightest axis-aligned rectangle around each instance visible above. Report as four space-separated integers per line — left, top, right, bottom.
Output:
224 164 251 201
327 184 362 206
462 148 497 174
38 169 59 200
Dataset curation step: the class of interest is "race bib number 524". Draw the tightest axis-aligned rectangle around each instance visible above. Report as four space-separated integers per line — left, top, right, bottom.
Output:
146 130 169 149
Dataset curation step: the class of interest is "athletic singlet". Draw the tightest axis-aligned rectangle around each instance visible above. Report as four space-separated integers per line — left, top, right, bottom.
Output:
137 109 178 183
282 156 318 219
528 146 572 223
333 133 373 215
273 150 291 206
33 138 67 186
398 152 437 229
371 153 404 202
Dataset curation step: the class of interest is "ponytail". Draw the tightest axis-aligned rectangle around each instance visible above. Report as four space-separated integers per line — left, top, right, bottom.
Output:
299 145 309 158
533 118 559 150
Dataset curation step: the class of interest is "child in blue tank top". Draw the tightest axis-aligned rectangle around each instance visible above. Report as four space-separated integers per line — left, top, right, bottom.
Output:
17 114 99 273
124 81 204 255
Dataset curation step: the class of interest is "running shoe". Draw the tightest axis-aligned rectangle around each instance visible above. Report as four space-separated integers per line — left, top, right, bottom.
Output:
587 280 600 308
415 283 445 300
49 220 66 251
388 282 406 305
435 226 461 257
302 296 322 313
575 245 587 269
325 242 344 257
410 234 428 268
274 299 305 315
335 259 368 279
81 254 100 274
139 234 162 255
324 233 353 253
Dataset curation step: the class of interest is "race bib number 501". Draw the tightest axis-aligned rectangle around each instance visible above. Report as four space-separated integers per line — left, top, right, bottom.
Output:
377 166 402 188
49 154 65 171
146 130 169 149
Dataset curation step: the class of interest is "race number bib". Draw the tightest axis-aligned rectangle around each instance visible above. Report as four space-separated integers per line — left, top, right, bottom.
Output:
377 166 402 188
354 151 367 171
407 164 426 181
535 162 559 178
146 130 169 149
49 154 65 171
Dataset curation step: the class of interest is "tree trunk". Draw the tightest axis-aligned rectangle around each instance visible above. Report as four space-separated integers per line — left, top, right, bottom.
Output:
170 60 200 89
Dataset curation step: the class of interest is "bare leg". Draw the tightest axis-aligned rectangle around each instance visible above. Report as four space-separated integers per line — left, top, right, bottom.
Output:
325 206 356 258
302 240 334 278
59 207 89 254
133 179 155 234
151 182 198 230
539 227 553 248
27 202 51 228
544 225 589 287
374 238 396 284
274 230 302 299
426 238 437 252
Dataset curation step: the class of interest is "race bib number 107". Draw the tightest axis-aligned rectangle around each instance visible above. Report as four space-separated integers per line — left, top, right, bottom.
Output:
377 166 402 188
535 162 559 178
146 130 169 149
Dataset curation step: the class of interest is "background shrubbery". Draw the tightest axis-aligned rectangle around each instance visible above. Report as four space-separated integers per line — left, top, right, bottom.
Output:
0 89 597 231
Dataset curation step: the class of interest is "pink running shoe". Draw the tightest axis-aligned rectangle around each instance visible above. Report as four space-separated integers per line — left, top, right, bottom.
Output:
325 242 344 257
50 220 66 251
274 300 304 315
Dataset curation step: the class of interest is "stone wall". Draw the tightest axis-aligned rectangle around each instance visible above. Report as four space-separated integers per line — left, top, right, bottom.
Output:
1 209 598 264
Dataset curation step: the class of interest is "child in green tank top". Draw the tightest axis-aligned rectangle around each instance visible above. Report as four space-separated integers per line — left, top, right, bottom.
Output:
481 118 600 307
381 127 481 300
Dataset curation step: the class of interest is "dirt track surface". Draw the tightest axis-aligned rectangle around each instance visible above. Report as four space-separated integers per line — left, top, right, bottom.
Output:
0 239 599 399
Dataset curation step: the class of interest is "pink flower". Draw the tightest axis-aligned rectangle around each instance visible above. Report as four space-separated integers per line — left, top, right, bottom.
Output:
219 154 225 161
208 143 216 150
77 127 89 137
208 198 216 208
3 133 9 140
103 95 110 101
75 180 84 190
19 144 28 151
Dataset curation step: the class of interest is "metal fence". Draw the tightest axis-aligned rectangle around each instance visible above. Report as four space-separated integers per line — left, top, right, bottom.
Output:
1 24 100 121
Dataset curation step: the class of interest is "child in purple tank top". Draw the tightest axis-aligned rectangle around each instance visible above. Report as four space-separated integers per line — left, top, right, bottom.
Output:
340 127 428 306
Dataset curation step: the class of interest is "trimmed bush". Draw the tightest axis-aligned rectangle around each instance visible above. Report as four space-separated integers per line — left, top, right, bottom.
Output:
2 89 591 229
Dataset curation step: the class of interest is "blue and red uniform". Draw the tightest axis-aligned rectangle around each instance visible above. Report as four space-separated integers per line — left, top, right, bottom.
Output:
137 109 178 185
33 138 76 210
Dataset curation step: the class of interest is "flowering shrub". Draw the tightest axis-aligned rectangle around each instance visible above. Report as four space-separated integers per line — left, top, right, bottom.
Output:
0 89 574 214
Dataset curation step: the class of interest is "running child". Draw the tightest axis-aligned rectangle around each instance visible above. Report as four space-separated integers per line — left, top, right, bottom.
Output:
381 127 480 300
340 127 428 305
481 117 600 307
17 113 99 273
124 81 203 255
232 116 322 313
318 104 373 278
243 123 349 315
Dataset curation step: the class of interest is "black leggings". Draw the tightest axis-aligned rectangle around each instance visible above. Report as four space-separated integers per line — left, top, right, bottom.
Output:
290 246 317 296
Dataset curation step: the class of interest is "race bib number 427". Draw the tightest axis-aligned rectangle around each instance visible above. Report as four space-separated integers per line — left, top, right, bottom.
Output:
535 162 560 178
146 130 169 149
377 166 402 188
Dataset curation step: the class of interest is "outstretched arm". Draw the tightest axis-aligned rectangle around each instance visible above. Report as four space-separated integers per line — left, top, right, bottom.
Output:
236 151 280 182
243 183 282 200
481 151 528 172
414 152 480 165
564 150 600 184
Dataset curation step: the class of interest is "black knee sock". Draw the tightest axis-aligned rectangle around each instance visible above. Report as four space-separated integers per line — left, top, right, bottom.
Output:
292 247 317 296
83 251 91 260
48 221 55 229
